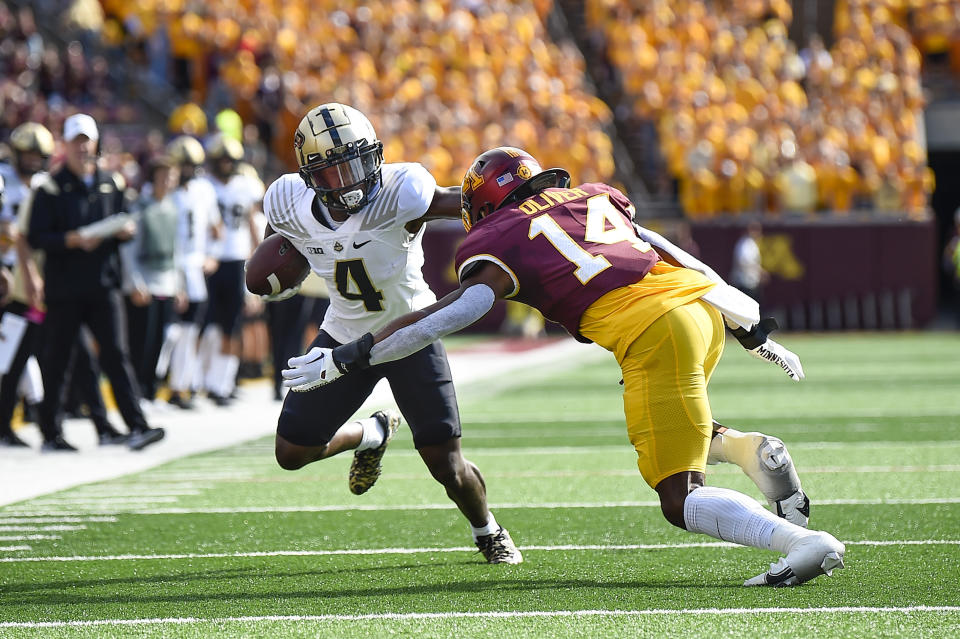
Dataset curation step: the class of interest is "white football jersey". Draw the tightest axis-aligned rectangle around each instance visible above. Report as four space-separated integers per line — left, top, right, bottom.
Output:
207 172 265 261
0 163 26 223
174 176 220 301
263 162 437 343
0 164 29 267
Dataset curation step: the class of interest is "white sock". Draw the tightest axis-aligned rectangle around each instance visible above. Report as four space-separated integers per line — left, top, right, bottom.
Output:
355 417 385 451
205 353 226 395
169 324 200 392
683 486 809 553
18 356 44 404
471 513 499 541
155 323 182 378
222 355 239 396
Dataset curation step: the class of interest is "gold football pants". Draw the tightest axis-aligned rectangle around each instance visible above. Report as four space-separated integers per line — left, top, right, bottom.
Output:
619 299 725 488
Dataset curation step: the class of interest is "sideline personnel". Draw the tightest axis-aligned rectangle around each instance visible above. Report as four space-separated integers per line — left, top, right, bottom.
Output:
26 113 164 451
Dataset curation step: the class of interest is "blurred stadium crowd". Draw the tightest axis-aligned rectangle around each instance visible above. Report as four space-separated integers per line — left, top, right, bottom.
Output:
586 0 951 216
1 0 960 449
3 1 959 215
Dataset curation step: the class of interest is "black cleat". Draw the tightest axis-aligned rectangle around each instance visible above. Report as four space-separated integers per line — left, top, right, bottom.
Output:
128 427 165 451
208 393 232 407
167 392 195 410
98 429 130 446
1 432 30 447
41 436 78 452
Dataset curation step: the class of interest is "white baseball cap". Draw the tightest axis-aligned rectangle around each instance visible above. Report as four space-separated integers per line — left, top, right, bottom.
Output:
63 113 99 142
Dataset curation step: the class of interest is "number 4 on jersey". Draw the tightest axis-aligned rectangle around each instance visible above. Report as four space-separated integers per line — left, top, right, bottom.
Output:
335 259 385 311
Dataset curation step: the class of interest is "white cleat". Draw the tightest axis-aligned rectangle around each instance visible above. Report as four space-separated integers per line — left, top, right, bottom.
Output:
770 489 810 528
744 532 845 587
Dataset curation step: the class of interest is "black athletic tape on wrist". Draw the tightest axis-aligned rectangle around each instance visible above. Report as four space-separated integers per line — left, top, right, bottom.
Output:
332 332 374 373
730 317 779 350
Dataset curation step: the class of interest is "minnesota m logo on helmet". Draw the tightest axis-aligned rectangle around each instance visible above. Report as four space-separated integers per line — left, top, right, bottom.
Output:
460 146 570 232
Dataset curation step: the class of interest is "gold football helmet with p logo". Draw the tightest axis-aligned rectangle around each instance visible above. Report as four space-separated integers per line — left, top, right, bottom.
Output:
295 103 384 214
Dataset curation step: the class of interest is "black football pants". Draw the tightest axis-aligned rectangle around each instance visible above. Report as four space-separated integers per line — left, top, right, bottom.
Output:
38 290 149 441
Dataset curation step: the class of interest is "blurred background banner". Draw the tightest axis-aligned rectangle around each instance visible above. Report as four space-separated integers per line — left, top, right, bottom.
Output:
687 216 938 330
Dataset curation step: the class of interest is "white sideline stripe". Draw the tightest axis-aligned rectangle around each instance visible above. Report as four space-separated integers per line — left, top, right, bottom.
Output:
0 525 86 532
2 539 957 563
3 606 959 628
66 490 202 497
28 497 181 505
0 516 117 524
0 545 30 551
0 535 61 541
5 496 960 517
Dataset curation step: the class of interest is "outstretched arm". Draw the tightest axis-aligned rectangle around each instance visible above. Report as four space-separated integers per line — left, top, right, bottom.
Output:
404 186 462 232
281 260 513 391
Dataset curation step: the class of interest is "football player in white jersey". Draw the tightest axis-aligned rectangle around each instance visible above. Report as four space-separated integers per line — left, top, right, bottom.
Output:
202 134 264 405
160 135 222 410
261 102 522 564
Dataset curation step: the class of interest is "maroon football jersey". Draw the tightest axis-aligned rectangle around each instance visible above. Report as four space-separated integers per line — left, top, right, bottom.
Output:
454 182 660 341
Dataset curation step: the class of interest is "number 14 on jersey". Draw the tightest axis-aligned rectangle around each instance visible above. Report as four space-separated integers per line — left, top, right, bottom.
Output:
528 193 653 284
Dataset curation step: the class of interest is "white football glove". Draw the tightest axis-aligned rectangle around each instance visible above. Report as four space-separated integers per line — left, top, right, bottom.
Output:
260 282 301 303
281 346 341 391
748 338 805 381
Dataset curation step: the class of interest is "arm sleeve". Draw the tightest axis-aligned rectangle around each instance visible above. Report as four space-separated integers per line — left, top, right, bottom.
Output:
368 283 496 365
635 223 760 329
635 224 724 282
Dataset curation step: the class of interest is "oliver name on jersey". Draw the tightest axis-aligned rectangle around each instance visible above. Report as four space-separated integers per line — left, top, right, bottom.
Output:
263 162 437 344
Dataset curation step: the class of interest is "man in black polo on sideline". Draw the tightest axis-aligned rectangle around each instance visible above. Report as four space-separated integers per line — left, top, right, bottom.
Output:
26 113 165 451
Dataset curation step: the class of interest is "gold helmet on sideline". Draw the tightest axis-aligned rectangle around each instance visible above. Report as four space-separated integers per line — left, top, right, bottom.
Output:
206 132 244 161
9 122 55 156
166 135 205 166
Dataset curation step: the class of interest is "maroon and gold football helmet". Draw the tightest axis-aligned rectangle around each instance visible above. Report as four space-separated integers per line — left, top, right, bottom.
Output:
460 147 570 232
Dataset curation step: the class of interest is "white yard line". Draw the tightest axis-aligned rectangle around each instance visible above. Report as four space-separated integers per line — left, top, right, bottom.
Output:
2 538 957 563
0 524 86 532
0 338 598 507
0 535 61 541
0 516 117 524
2 606 959 629
5 496 960 517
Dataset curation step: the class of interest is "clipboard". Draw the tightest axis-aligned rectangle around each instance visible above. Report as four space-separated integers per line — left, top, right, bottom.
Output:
0 311 28 374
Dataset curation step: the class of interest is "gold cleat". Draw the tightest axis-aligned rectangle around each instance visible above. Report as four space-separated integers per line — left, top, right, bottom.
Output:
348 410 401 495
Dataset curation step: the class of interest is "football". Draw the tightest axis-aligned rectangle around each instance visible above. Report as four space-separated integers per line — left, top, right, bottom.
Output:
244 234 311 296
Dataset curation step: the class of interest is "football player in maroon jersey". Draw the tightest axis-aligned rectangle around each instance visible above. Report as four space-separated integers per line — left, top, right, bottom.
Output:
283 147 845 587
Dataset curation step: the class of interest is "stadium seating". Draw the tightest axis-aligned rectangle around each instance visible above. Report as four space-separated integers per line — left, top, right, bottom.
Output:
96 0 618 188
584 0 943 217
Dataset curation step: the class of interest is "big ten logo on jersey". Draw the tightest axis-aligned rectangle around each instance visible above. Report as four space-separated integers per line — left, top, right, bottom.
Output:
517 188 589 215
306 246 324 255
219 201 246 229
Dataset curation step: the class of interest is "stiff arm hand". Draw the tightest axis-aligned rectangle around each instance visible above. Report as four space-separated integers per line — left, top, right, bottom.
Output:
281 346 341 391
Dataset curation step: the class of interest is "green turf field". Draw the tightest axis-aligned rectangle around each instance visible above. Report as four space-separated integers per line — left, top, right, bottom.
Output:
1 333 959 638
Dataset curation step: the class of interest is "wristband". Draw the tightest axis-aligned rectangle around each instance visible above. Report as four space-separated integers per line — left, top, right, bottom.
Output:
730 317 779 350
331 332 374 373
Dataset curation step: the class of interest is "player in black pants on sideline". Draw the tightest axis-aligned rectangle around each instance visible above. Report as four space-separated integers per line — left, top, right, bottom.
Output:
25 114 164 452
